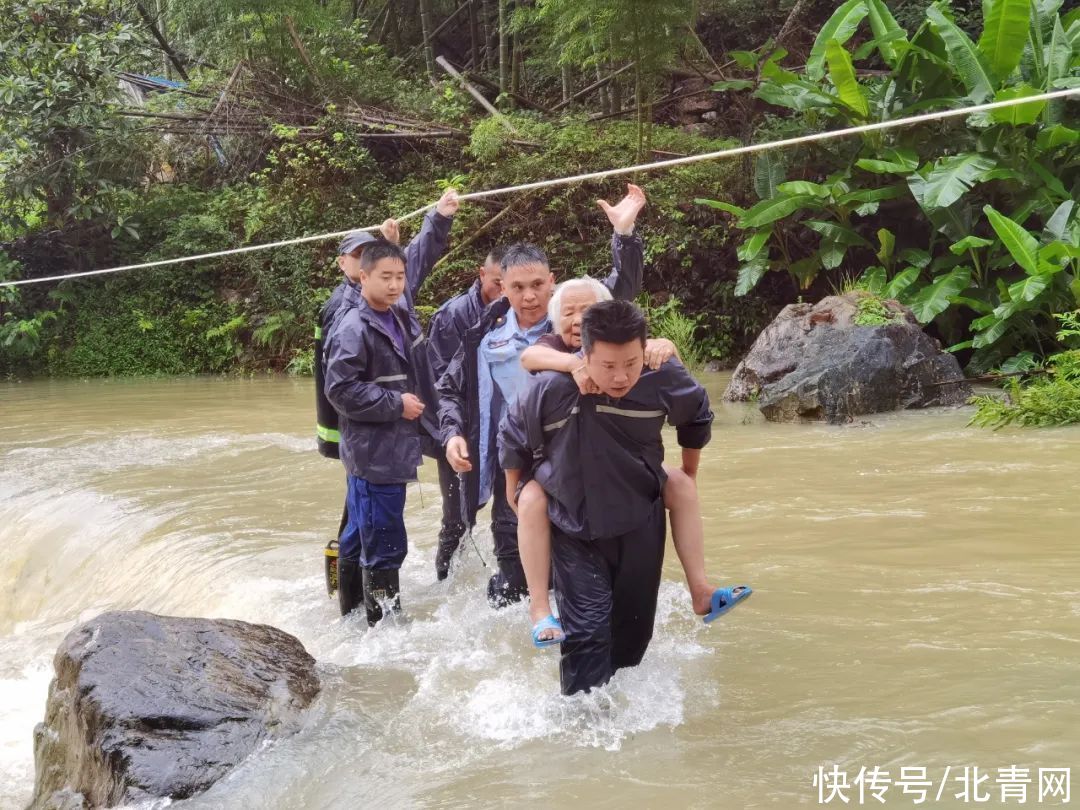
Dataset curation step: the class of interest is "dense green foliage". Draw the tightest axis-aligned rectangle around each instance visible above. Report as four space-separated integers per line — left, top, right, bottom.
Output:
2 113 749 375
0 0 152 228
1 0 1076 389
698 0 1080 372
970 310 1080 427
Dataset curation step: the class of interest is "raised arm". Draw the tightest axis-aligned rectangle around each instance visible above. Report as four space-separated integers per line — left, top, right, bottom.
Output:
596 184 646 301
403 188 459 301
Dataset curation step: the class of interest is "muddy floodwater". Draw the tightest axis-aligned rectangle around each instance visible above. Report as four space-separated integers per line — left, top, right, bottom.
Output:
2 375 1078 809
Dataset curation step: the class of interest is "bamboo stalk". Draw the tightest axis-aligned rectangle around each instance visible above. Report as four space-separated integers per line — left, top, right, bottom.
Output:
498 0 508 93
433 201 521 268
135 1 190 81
417 0 437 76
436 55 519 134
927 369 1050 387
551 62 636 112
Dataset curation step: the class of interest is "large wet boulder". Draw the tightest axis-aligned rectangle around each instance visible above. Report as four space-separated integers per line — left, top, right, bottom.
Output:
31 611 319 809
724 293 972 423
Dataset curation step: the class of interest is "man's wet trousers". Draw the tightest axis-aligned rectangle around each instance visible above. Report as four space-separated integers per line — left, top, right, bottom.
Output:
550 499 666 695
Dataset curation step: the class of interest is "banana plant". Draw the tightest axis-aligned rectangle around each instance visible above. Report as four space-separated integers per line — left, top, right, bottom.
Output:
697 0 1079 370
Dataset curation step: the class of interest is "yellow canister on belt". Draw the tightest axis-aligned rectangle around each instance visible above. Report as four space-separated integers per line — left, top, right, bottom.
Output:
324 539 339 597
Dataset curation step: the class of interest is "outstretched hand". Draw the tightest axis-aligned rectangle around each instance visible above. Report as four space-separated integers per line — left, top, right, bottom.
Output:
379 218 400 244
597 183 646 235
436 187 460 217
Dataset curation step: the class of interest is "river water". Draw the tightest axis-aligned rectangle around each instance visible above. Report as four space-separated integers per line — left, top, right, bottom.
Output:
1 375 1078 809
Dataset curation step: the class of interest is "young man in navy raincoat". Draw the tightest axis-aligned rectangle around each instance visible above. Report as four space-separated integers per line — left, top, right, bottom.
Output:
323 192 459 624
315 191 458 605
499 299 714 694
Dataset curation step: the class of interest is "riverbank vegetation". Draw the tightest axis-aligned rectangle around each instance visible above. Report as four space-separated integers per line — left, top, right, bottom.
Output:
1 0 1077 401
970 310 1080 427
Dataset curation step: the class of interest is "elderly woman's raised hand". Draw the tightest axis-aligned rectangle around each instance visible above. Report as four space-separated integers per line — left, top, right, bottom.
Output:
597 183 646 235
571 363 601 395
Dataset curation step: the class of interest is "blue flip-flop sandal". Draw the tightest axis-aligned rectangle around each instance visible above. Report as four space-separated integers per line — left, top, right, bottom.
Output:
703 585 752 624
532 615 566 648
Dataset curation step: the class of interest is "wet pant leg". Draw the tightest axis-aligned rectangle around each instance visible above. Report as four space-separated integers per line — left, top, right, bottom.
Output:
342 475 408 570
609 500 666 672
490 468 520 564
550 532 616 694
550 500 666 695
436 454 466 544
487 468 526 604
338 478 361 563
435 455 466 580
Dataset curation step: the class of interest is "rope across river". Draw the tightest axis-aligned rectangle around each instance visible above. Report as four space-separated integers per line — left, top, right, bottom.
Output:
2 87 1076 289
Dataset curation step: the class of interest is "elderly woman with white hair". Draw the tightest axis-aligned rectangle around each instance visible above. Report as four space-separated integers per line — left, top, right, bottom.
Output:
512 277 744 647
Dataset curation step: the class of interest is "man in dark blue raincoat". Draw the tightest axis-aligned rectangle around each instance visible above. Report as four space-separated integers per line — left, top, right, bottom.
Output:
425 246 506 580
499 299 714 694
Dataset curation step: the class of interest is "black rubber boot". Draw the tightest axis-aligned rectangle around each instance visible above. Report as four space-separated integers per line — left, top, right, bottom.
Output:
362 568 401 627
337 557 364 618
434 526 464 581
486 558 528 609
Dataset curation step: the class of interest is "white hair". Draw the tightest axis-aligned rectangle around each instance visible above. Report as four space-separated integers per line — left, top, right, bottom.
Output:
547 276 612 327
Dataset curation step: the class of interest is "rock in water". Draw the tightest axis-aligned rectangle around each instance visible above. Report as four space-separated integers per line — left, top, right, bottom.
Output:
30 611 319 808
724 294 972 423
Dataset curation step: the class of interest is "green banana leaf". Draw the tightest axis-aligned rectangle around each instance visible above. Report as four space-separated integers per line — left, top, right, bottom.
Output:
1042 201 1075 243
858 265 888 294
855 148 919 174
949 235 994 254
908 266 972 323
926 4 995 101
1036 125 1080 149
1044 16 1073 124
807 0 868 81
886 266 922 298
735 257 769 296
908 153 996 211
826 39 869 117
989 84 1048 124
754 151 786 201
1008 274 1050 302
865 0 908 68
978 0 1032 80
983 204 1039 274
736 228 773 262
776 181 831 197
694 198 745 217
740 194 819 228
877 228 896 265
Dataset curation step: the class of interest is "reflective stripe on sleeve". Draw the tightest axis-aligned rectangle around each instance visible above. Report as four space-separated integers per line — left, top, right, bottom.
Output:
317 425 341 443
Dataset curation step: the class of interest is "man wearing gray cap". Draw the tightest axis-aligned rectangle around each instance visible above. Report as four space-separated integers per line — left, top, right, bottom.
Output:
317 189 460 613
